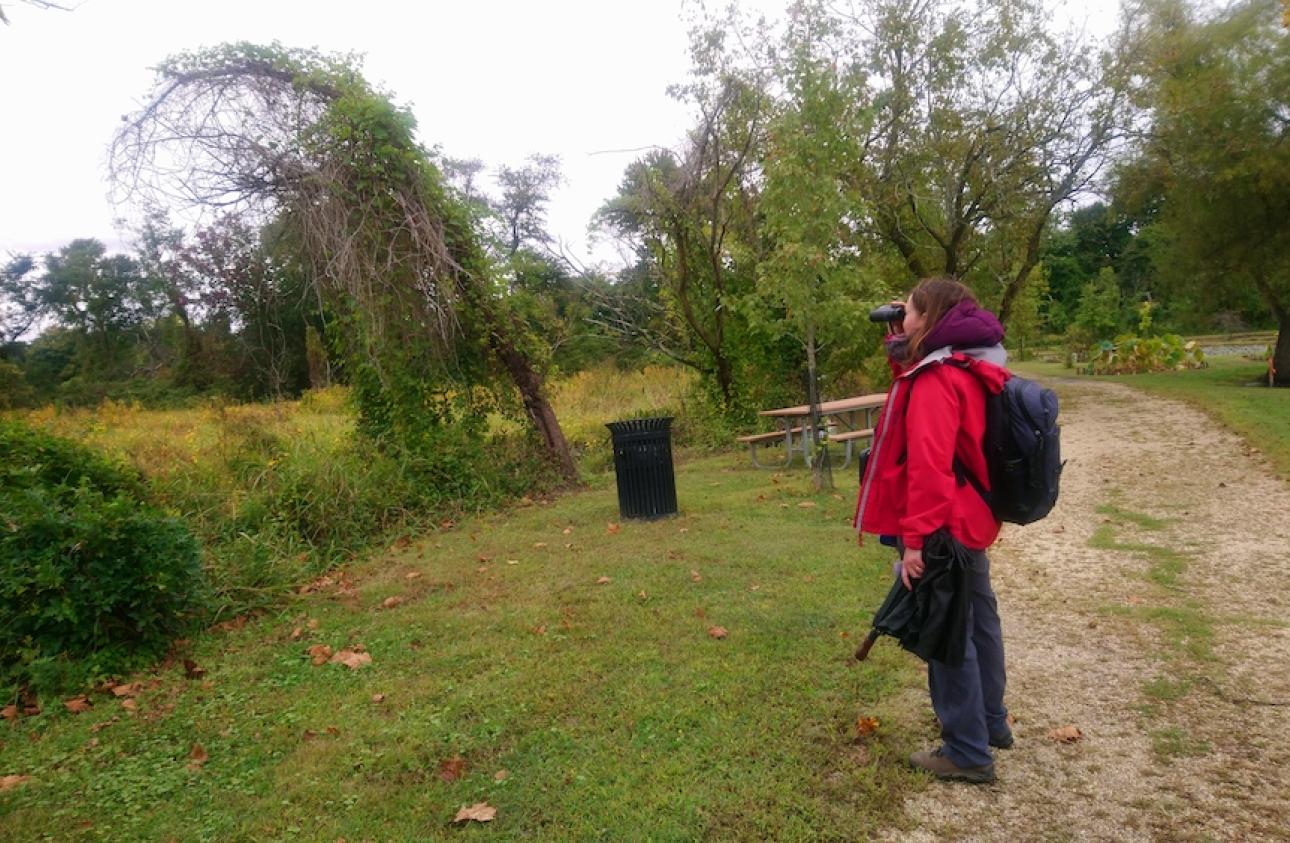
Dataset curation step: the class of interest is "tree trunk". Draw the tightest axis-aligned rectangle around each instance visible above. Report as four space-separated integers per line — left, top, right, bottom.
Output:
806 322 833 491
464 282 580 484
1273 320 1289 388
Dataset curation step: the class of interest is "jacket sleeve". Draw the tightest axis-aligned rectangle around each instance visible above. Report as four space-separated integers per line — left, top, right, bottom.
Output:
899 367 960 550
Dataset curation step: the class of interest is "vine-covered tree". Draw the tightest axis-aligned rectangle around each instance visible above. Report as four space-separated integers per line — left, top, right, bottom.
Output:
110 43 579 480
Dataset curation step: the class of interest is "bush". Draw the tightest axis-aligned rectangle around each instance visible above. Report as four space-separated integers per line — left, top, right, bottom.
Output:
0 420 207 694
1084 334 1207 375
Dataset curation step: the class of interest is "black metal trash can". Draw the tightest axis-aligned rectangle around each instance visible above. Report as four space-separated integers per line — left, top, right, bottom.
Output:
605 417 678 520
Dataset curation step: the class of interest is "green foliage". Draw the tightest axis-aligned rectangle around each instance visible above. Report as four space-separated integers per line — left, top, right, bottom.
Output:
0 420 206 694
1085 334 1206 375
1074 267 1124 341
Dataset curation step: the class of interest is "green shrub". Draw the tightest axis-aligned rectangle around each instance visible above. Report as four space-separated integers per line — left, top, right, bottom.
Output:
1084 334 1207 375
0 420 207 694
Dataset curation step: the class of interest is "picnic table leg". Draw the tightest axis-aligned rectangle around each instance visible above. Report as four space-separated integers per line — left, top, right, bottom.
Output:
748 435 791 469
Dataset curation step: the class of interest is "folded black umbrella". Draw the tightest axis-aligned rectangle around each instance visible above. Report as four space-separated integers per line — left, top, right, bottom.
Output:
854 529 973 668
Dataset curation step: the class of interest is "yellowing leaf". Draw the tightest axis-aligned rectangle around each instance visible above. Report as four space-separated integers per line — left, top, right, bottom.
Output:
329 649 372 670
453 802 496 823
1048 725 1083 743
855 716 880 738
708 626 728 639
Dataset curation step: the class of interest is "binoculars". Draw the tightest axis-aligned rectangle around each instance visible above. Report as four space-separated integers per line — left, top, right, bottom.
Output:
868 304 906 323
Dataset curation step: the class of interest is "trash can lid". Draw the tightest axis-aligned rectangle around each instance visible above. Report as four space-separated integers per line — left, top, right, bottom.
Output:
605 416 674 434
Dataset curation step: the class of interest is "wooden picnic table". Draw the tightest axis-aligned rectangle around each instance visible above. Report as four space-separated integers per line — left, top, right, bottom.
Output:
738 392 888 469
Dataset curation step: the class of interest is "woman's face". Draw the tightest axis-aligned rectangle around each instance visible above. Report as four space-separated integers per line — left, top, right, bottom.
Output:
902 295 925 337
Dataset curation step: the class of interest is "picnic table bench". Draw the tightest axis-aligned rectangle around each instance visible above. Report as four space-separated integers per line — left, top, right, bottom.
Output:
737 393 887 469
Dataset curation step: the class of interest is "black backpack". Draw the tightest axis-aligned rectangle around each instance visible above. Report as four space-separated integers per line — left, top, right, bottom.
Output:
945 363 1062 525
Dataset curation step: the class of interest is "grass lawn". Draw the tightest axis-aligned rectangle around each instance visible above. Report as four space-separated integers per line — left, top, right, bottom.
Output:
1014 356 1290 481
0 453 928 841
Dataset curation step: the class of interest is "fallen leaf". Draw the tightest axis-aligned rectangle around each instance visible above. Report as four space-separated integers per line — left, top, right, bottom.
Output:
1048 725 1083 743
690 570 703 583
64 696 92 714
494 769 509 782
306 618 320 630
749 584 761 591
329 649 372 670
855 716 880 738
120 699 139 712
0 775 31 791
803 575 815 583
371 693 386 704
440 519 456 530
678 527 688 533
596 576 611 585
111 683 141 698
637 590 647 599
694 606 706 619
707 626 728 639
798 501 817 508
325 726 340 735
307 644 333 666
506 559 518 565
1 704 18 721
183 659 206 680
290 627 304 640
531 624 547 635
187 743 209 770
562 527 573 535
405 571 422 580
382 596 404 610
606 523 620 535
438 755 467 782
533 542 547 549
453 802 496 823
90 717 117 733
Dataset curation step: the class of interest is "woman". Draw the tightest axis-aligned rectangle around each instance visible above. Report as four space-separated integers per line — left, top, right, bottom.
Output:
854 276 1011 784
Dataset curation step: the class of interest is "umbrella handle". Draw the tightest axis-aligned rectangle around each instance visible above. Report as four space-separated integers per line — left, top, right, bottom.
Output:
854 629 880 661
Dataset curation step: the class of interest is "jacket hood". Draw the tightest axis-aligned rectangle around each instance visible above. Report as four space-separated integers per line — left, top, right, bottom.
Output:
922 299 1005 351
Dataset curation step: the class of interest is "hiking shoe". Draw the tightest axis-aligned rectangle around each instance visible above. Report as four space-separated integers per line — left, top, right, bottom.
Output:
909 748 996 784
989 731 1014 750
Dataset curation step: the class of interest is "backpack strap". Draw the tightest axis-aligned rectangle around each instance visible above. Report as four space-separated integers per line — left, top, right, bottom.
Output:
903 354 995 510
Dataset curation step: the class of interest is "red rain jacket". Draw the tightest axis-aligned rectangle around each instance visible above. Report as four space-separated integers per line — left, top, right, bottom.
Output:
853 350 1010 551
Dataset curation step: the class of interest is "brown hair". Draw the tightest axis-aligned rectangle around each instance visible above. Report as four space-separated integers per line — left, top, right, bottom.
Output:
902 276 977 364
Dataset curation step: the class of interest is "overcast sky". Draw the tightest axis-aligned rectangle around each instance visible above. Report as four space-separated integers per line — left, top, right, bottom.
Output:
0 0 1118 266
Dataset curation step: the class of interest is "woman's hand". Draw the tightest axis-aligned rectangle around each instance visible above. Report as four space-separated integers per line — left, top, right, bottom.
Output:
900 546 924 590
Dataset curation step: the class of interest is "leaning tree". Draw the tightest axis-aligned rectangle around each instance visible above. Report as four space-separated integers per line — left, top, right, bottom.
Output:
110 43 579 481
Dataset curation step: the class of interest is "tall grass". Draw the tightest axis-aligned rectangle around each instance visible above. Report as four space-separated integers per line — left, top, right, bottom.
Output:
16 367 706 617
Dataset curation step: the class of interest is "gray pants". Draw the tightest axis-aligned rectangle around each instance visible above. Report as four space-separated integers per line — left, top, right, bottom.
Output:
927 549 1009 768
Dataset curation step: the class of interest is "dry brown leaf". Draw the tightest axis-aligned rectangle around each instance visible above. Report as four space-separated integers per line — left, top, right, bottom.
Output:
0 775 31 791
438 755 467 782
694 606 706 619
306 618 320 630
307 644 333 666
1 704 18 721
637 590 647 600
707 626 728 639
404 571 422 579
855 716 880 738
329 649 372 670
562 527 573 535
506 559 518 565
493 769 509 782
749 584 761 591
183 659 206 680
440 519 456 530
595 576 611 585
111 682 141 698
1048 724 1083 743
453 802 496 823
606 523 621 535
90 717 118 733
533 542 547 549
798 501 817 508
382 596 404 610
678 527 688 533
187 743 209 770
371 693 386 704
477 554 492 563
120 699 139 712
290 626 304 640
530 624 547 635
64 696 92 714
690 570 703 583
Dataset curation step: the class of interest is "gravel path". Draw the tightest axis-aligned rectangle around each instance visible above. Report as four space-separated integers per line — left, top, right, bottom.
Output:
877 378 1290 842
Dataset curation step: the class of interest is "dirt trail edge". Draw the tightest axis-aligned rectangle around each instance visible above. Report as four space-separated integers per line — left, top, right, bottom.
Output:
879 378 1290 842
